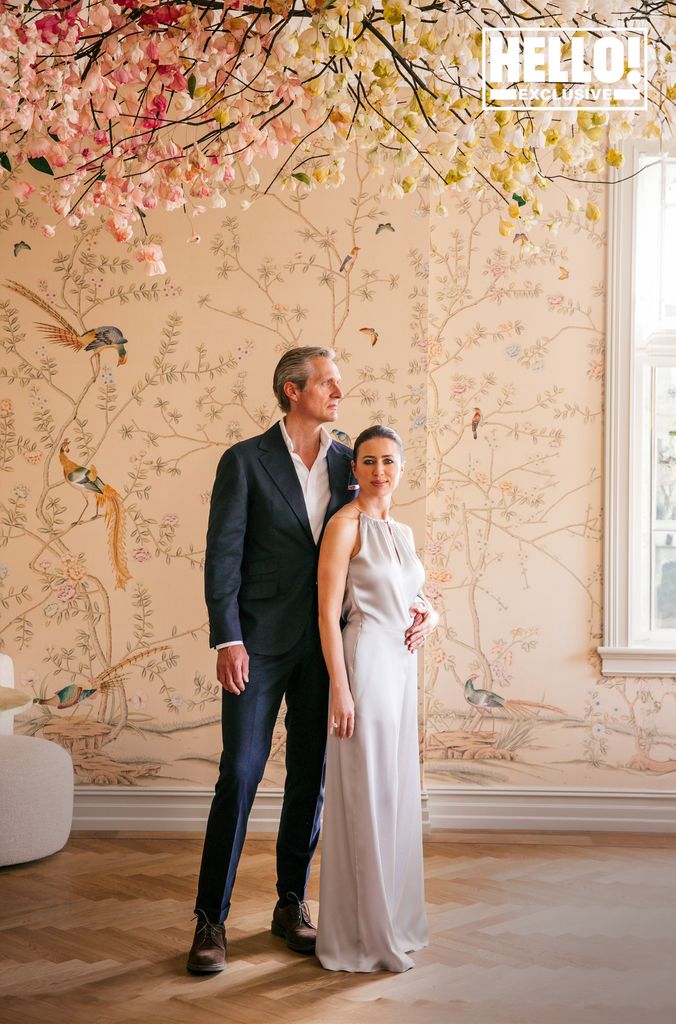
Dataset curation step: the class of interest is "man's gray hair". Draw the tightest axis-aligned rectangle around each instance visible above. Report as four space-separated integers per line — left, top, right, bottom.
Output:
273 346 336 413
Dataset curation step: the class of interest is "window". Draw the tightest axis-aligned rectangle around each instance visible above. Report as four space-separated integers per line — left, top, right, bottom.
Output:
599 143 676 675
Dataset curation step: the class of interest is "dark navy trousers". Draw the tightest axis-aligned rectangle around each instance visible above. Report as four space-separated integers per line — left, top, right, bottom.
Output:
195 624 329 924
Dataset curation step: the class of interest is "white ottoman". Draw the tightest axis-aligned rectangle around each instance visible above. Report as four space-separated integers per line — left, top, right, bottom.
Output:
0 735 74 866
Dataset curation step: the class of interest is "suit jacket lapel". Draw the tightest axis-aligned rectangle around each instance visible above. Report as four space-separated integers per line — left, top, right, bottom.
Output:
258 424 314 544
323 443 353 534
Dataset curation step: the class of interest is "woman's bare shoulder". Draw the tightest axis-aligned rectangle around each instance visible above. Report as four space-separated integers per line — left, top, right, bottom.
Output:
330 504 361 525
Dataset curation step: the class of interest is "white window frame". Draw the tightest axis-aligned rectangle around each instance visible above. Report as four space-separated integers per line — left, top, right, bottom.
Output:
599 140 676 676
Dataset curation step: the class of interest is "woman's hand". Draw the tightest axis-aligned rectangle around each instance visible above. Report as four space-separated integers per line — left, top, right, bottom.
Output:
405 599 439 653
329 686 355 740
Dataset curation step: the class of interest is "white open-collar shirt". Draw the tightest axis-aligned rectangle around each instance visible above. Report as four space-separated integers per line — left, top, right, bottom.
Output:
217 419 332 648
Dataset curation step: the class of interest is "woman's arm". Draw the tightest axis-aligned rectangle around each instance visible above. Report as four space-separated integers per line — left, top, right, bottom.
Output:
318 513 360 740
398 522 439 652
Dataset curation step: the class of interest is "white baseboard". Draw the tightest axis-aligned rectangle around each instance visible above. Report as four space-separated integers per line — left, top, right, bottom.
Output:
71 786 676 834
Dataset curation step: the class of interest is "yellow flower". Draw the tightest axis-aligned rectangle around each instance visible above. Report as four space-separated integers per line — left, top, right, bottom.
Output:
494 110 512 128
532 198 543 216
419 30 437 53
586 156 603 174
382 0 404 25
401 176 417 193
584 127 604 142
606 148 624 168
545 128 560 145
585 202 601 222
456 154 473 177
312 166 329 184
213 107 230 126
499 218 513 236
373 59 393 78
508 202 521 218
592 113 607 126
567 196 580 213
554 140 573 164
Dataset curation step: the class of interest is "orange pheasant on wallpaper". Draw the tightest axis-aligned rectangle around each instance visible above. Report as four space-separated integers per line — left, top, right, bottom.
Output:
59 440 132 590
4 280 129 365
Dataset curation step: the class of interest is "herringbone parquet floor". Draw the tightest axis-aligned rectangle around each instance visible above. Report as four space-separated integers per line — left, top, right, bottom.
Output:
1 833 676 1024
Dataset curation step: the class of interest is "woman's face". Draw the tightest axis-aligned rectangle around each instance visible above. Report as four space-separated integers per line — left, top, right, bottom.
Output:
352 438 403 499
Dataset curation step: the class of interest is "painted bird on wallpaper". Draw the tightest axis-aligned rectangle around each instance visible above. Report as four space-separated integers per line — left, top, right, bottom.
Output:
34 685 97 710
376 222 395 235
464 675 565 733
339 246 360 272
360 327 378 347
59 439 132 590
331 428 352 447
3 280 129 365
13 241 31 257
471 407 482 440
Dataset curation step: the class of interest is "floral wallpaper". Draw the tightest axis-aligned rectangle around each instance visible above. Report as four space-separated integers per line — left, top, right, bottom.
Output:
2 148 676 791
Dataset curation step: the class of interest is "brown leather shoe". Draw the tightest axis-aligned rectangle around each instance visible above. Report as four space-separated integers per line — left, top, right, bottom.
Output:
271 895 316 954
186 910 226 973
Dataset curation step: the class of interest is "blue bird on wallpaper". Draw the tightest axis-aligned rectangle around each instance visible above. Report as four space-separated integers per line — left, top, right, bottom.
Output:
330 428 352 447
4 280 129 366
34 684 98 710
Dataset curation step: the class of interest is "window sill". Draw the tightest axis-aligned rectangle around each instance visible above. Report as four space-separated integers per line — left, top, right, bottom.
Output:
598 646 676 676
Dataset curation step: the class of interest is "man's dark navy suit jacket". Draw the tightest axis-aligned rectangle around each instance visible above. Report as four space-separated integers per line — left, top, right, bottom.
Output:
205 421 353 656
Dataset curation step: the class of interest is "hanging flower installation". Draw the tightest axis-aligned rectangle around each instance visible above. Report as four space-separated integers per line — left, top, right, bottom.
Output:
0 0 674 262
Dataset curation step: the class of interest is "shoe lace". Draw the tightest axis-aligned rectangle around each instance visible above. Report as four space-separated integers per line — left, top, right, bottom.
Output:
194 911 225 949
285 892 312 927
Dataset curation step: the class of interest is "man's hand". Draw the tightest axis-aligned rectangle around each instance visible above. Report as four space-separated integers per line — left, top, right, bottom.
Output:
216 645 250 695
405 600 438 653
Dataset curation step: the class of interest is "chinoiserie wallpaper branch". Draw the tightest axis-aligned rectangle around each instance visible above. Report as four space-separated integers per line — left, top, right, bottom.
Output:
2 149 676 791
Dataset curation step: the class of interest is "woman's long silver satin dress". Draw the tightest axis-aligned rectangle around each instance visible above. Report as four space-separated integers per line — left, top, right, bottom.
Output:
316 512 429 973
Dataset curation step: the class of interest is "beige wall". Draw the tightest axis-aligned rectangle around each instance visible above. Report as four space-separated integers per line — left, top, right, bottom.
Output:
2 151 675 791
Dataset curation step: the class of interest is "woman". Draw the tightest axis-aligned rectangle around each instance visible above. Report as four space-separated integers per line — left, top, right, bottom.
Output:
315 424 433 973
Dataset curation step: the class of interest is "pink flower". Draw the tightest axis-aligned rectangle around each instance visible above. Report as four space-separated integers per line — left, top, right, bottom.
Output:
105 215 133 243
56 581 76 604
547 294 565 309
161 513 179 528
134 244 166 277
132 546 152 562
13 181 35 201
42 225 56 238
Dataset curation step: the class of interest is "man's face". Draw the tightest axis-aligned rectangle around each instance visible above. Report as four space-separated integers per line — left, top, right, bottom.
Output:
290 357 343 423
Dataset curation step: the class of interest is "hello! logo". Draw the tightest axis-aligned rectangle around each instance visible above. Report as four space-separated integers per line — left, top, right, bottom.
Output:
482 27 648 111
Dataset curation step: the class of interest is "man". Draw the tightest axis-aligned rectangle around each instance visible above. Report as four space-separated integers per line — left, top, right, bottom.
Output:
187 347 352 972
188 346 434 973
